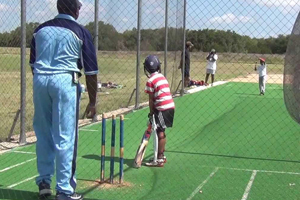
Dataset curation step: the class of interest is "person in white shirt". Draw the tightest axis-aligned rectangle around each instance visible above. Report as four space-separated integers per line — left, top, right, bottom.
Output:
254 58 267 95
205 49 218 86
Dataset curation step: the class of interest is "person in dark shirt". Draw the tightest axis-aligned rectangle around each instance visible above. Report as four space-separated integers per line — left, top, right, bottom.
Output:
29 0 98 199
179 41 194 87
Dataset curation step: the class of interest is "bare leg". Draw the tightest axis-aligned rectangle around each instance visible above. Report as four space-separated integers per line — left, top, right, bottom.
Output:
157 132 166 159
211 74 215 85
205 74 210 84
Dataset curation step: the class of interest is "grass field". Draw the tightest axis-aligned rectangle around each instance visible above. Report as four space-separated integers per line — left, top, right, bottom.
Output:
1 82 299 200
0 48 285 140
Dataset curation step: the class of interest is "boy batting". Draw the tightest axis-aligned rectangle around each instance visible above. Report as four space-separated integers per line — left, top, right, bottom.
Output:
134 55 175 167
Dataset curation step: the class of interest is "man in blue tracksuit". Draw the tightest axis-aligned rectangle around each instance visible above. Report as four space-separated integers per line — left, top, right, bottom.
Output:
29 0 98 199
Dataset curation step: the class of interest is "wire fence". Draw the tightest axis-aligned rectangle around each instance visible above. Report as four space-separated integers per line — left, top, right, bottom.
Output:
0 0 300 200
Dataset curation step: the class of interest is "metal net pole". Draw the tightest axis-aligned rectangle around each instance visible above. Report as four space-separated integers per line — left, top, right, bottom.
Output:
164 0 169 78
135 0 142 109
94 0 99 52
180 0 187 96
19 0 26 144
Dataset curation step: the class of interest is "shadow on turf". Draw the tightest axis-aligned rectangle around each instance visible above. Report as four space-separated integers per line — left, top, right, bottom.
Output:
0 155 151 200
79 155 134 197
167 150 300 164
82 154 136 168
0 188 103 200
80 154 153 197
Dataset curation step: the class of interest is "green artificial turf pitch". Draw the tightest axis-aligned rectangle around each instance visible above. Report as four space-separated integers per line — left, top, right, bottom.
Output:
1 82 300 200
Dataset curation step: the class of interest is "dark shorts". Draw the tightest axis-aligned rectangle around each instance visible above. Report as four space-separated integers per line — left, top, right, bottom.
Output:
154 109 175 132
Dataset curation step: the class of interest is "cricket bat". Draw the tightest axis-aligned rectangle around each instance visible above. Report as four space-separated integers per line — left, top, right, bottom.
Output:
152 115 158 163
133 115 158 168
133 134 149 168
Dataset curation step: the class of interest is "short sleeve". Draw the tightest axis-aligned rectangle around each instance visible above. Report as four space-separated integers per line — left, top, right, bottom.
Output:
145 80 154 94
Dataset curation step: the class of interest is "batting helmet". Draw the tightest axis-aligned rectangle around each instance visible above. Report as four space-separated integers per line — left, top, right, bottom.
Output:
144 55 161 77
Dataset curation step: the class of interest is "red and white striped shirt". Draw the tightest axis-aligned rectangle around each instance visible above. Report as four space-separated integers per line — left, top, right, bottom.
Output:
145 72 175 111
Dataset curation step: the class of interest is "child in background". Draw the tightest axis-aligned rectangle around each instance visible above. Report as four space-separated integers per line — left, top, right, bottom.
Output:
254 58 267 95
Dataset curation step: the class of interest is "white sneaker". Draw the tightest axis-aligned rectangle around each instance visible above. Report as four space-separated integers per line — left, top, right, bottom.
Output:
148 156 167 163
145 158 165 167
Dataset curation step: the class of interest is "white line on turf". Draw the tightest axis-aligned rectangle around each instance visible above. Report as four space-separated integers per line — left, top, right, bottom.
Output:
12 151 35 155
79 129 99 132
186 167 219 200
7 175 37 188
217 166 300 175
6 157 83 189
241 170 257 200
258 169 300 175
0 158 36 173
192 164 300 176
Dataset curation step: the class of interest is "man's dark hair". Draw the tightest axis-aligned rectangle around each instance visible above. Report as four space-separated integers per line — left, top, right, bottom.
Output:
57 0 79 16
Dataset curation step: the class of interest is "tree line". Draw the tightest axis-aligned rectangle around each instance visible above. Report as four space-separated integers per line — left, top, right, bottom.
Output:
0 21 289 54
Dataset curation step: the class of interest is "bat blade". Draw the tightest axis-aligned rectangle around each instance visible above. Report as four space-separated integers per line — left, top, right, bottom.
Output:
133 137 149 168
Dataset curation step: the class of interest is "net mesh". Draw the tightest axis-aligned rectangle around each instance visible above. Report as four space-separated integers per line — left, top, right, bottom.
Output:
168 0 184 94
284 13 300 123
0 1 300 200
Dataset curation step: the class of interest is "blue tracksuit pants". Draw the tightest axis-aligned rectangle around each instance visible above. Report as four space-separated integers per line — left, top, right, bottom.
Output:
33 73 80 195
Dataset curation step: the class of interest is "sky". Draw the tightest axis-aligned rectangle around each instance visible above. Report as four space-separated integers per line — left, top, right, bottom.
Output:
0 0 299 38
